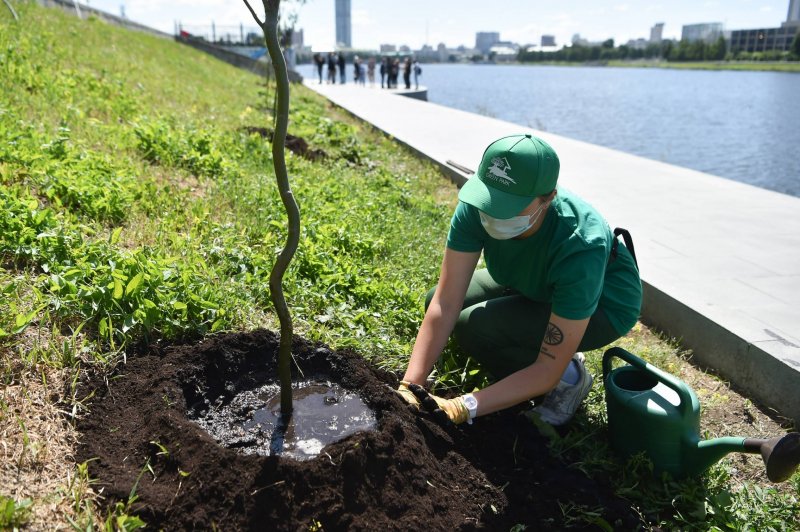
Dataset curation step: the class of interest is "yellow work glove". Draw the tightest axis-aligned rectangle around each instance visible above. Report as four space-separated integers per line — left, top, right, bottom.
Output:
407 383 470 425
396 381 420 409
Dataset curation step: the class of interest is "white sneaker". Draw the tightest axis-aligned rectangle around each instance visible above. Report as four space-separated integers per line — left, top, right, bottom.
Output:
532 352 593 426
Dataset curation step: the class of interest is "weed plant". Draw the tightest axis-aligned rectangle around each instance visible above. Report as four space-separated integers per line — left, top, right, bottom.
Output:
1 3 797 529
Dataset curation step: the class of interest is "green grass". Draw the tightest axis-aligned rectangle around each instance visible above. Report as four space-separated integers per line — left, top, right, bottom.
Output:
1 3 798 529
0 495 32 529
606 59 800 72
514 59 800 73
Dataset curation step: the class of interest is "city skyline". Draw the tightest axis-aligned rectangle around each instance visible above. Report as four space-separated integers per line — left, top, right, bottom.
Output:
87 0 792 51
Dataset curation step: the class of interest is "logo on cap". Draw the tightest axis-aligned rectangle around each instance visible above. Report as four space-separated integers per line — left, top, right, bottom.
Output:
485 156 516 186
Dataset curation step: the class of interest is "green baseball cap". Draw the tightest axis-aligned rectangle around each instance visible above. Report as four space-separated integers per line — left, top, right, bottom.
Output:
458 134 560 219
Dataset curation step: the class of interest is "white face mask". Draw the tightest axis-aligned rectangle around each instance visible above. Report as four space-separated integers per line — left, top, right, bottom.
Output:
479 201 549 240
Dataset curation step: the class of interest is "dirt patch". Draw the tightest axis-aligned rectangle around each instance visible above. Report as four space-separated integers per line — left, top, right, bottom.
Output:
0 361 91 527
76 329 640 530
241 126 327 161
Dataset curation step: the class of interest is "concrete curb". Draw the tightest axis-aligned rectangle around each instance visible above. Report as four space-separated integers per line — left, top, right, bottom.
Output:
643 281 800 423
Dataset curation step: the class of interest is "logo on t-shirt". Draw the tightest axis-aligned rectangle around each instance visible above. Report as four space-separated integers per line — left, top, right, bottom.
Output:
486 156 516 185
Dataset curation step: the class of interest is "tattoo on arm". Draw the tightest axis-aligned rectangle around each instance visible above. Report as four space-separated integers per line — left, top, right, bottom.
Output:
539 347 556 360
544 322 564 345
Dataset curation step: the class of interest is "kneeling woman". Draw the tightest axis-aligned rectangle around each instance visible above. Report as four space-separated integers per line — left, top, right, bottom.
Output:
398 134 642 426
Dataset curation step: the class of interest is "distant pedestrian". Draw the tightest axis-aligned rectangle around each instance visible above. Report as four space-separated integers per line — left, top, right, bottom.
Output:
353 55 361 84
413 59 422 89
338 52 346 84
367 57 376 87
403 57 412 89
390 58 400 88
314 53 324 84
380 57 387 88
358 60 366 86
327 52 337 84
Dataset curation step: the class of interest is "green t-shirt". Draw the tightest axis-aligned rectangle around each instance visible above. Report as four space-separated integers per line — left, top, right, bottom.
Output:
446 187 641 336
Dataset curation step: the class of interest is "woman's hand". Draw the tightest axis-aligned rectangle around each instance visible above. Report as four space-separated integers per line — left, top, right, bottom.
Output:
407 384 470 425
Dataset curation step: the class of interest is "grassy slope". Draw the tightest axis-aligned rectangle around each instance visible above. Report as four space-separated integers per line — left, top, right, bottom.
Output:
1 3 798 529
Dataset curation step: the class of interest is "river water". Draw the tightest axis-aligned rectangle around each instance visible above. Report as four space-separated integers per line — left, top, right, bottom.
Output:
296 63 800 198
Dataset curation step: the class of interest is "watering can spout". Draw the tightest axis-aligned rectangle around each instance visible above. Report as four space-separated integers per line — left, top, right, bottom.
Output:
688 437 746 477
689 433 800 482
744 433 800 483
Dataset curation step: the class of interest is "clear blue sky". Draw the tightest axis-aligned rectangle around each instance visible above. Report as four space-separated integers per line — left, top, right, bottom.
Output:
86 0 792 50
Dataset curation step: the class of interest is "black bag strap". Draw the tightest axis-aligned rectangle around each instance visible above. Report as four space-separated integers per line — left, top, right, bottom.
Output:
610 227 638 269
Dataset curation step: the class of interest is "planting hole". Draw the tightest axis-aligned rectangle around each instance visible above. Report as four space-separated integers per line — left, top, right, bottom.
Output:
191 380 377 461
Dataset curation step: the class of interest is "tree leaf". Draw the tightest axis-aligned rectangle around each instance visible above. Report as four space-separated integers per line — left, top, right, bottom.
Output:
113 278 124 300
109 226 123 245
126 272 143 295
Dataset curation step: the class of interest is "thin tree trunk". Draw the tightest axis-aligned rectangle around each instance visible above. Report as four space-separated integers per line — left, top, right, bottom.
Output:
260 0 299 417
3 0 19 21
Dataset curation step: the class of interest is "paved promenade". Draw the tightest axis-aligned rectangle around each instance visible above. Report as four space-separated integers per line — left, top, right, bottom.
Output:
303 80 800 424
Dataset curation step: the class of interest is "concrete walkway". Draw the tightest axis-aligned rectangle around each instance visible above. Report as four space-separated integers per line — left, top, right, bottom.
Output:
303 80 800 424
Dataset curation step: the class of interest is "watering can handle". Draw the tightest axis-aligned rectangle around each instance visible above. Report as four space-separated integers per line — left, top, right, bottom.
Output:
602 347 697 418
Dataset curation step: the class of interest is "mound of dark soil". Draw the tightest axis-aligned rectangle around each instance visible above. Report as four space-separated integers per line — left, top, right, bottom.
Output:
76 330 639 530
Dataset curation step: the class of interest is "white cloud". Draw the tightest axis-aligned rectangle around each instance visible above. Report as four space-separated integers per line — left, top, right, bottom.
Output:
352 9 373 26
503 23 540 44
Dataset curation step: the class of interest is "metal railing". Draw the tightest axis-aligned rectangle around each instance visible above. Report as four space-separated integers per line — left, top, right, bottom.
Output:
177 23 264 46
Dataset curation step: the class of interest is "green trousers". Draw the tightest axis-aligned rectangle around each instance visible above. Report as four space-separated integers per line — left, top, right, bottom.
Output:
426 269 621 380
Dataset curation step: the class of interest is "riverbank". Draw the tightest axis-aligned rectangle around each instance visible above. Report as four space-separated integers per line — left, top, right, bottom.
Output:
504 59 800 72
606 59 800 72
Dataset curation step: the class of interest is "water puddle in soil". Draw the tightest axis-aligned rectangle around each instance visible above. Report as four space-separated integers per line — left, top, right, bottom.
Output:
192 380 377 461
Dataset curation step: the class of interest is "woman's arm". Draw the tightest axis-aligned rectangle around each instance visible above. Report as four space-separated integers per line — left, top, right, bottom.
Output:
402 248 481 384
472 313 590 416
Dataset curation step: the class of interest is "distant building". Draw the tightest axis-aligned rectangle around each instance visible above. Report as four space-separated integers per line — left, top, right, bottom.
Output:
788 0 800 26
571 33 604 47
489 44 518 61
399 45 411 52
437 42 448 62
572 33 588 46
650 23 664 43
291 28 304 49
416 44 437 61
335 0 351 48
475 32 500 54
729 0 800 53
626 38 649 50
681 23 724 43
541 35 556 47
729 25 798 52
380 44 396 53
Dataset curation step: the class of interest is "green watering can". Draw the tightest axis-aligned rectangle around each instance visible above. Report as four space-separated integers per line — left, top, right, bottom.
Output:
602 347 800 482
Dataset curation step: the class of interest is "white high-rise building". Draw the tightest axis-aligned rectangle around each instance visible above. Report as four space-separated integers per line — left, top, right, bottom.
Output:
475 32 500 54
681 23 724 43
650 23 664 43
335 0 351 48
786 0 800 25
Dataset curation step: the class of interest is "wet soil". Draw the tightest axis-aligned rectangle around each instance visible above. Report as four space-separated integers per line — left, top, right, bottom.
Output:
193 380 378 461
76 329 640 531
